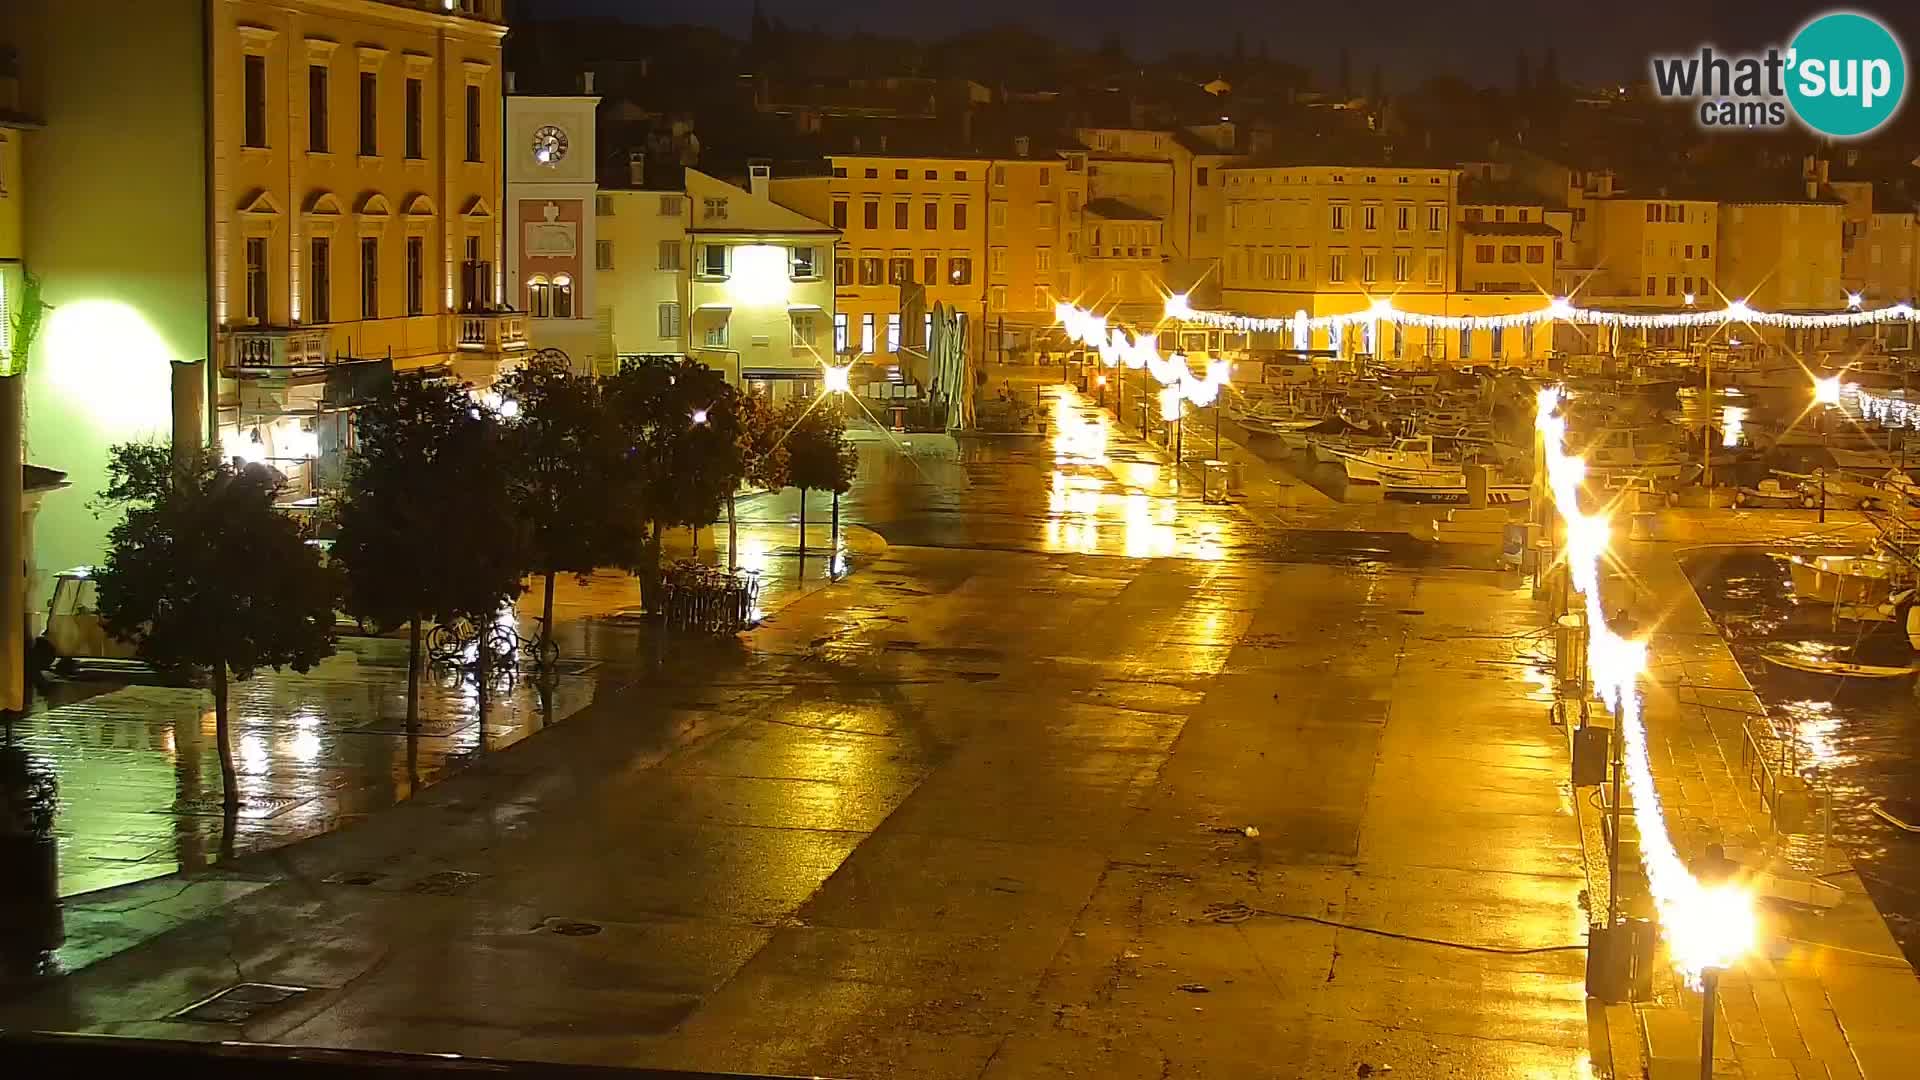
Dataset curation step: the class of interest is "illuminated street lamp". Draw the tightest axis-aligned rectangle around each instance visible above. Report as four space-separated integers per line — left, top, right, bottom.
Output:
691 408 709 425
1813 375 1841 522
821 361 852 395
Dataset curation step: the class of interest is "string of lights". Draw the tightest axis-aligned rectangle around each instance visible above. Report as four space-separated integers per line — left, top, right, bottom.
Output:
1054 302 1231 409
1161 292 1917 336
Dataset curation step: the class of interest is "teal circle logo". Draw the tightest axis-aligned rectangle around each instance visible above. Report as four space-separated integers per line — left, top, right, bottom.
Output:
1787 12 1906 137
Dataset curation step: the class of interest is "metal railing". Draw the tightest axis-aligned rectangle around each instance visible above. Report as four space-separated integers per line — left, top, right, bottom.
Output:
1739 713 1835 847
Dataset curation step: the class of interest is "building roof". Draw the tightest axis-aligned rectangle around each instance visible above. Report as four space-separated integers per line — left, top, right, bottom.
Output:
1084 197 1160 221
1461 221 1563 238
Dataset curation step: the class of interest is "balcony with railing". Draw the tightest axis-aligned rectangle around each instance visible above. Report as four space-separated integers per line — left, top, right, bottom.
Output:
228 326 332 374
457 311 529 355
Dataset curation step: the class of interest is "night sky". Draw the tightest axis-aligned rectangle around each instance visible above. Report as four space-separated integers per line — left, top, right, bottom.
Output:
518 0 1920 89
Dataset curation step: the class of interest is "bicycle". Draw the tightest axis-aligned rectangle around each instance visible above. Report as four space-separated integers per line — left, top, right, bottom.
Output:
490 617 561 672
426 616 480 665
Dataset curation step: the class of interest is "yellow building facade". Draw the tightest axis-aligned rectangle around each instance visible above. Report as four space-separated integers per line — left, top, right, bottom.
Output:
595 185 691 369
987 153 1087 350
1587 197 1719 308
1719 198 1846 351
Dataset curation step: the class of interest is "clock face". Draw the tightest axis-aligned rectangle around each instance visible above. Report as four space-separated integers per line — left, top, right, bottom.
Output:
531 124 569 165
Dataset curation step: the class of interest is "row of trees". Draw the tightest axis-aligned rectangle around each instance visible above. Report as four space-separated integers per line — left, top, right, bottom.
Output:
92 354 857 806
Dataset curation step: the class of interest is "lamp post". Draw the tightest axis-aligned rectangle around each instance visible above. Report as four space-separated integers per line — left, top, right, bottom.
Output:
1814 375 1841 522
1700 966 1722 1079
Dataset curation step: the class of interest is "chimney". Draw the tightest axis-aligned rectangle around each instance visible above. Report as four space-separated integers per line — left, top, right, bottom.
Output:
582 71 595 94
504 70 516 94
629 151 645 188
749 162 771 199
1014 135 1030 158
1807 177 1820 200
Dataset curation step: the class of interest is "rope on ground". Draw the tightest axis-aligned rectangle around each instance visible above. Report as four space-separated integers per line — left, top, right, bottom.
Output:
1197 902 1587 955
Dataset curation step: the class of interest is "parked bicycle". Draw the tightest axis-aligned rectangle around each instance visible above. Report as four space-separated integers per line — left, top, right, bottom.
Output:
659 560 762 635
490 617 561 673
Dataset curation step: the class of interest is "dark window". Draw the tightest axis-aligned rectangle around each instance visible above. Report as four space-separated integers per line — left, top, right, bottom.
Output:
831 166 847 178
361 236 379 318
923 169 936 180
859 257 882 285
1196 166 1209 186
948 256 972 284
406 236 424 315
922 255 936 283
894 168 908 180
309 237 331 323
1645 204 1659 222
888 257 912 284
953 203 968 230
863 202 878 229
245 237 268 322
1500 245 1521 263
894 202 909 229
864 168 877 179
832 202 848 229
308 64 329 152
924 202 937 230
465 84 482 162
835 258 851 286
243 54 268 148
359 72 378 156
405 77 424 159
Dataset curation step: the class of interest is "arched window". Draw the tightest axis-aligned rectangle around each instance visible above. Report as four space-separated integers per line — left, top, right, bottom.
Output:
552 273 574 319
527 275 551 318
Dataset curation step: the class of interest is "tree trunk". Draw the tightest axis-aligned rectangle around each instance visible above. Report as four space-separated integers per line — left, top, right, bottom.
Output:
831 490 841 564
212 662 237 808
641 525 665 613
798 488 808 574
542 569 557 650
727 491 738 572
406 616 422 729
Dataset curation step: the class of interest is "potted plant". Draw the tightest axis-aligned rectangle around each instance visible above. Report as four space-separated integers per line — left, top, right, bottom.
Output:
0 738 62 975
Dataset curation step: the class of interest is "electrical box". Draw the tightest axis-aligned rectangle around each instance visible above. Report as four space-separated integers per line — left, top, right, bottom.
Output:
1572 722 1609 787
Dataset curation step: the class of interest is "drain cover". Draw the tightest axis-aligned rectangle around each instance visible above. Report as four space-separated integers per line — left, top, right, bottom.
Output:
324 871 385 887
171 982 309 1024
550 920 603 937
410 870 484 896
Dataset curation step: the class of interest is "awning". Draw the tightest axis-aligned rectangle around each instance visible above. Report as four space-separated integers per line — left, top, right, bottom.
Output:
741 368 824 380
693 302 734 312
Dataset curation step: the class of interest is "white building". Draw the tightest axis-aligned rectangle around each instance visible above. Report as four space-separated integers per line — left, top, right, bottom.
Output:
596 175 690 372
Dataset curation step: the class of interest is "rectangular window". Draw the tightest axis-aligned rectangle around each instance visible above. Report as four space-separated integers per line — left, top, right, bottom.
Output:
701 244 727 278
923 313 933 345
404 77 423 159
309 237 331 323
991 203 1007 229
1493 208 1506 223
1425 252 1443 284
245 237 268 322
465 84 482 162
358 72 378 156
1393 253 1410 282
596 195 614 216
833 312 848 352
1490 325 1503 356
1040 167 1052 187
948 256 972 284
703 318 728 348
1396 205 1410 231
923 255 937 284
659 195 683 216
405 236 424 315
360 236 379 318
1330 204 1347 230
1525 245 1544 264
1459 326 1472 359
1645 275 1657 295
1501 245 1521 264
792 312 816 347
1328 253 1345 282
1666 275 1677 296
1039 204 1056 230
888 257 912 284
887 313 901 352
657 240 682 271
1476 243 1494 263
924 170 937 180
1036 248 1052 271
859 257 882 285
993 165 1007 187
791 246 817 279
953 203 968 230
308 64 329 152
1196 166 1209 187
1701 243 1711 259
1361 253 1376 282
989 248 1007 274
834 257 851 286
1647 204 1660 222
924 202 938 230
1363 205 1377 230
658 302 681 339
895 201 909 229
702 198 728 221
244 54 268 149
832 202 852 231
989 286 1006 310
860 313 875 353
1465 208 1484 223
1034 286 1048 309
1684 244 1694 258
596 239 614 271
1427 205 1445 231
863 201 879 229
1195 212 1208 235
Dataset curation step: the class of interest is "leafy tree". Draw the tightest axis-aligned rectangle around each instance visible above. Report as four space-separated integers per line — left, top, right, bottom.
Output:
603 357 746 606
729 389 790 569
784 400 858 564
93 444 338 806
495 354 622 654
333 374 526 725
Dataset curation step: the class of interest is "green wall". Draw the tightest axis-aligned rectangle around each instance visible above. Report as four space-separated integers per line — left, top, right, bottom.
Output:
3 0 208 602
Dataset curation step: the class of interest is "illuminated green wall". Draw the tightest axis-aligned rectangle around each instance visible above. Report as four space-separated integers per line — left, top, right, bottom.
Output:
2 0 208 601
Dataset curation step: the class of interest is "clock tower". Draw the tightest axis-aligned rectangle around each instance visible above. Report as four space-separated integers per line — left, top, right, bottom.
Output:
505 78 601 371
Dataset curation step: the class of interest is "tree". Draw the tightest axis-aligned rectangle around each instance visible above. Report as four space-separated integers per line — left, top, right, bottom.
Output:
93 444 338 806
730 389 790 570
603 357 746 606
784 400 858 567
334 374 526 725
1515 51 1533 98
1540 47 1561 96
496 353 621 655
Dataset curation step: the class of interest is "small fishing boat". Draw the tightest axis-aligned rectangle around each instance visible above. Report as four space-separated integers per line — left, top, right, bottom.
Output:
1781 552 1909 606
1317 435 1460 485
1872 800 1920 832
1383 482 1530 505
1759 646 1920 679
1733 478 1806 508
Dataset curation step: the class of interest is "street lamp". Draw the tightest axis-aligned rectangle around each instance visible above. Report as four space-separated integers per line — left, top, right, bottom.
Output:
691 408 709 425
1814 375 1841 522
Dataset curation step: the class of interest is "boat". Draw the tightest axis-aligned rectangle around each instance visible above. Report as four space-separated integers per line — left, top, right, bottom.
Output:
1758 646 1919 679
1316 435 1461 485
1383 481 1530 505
1871 801 1920 832
1781 552 1909 606
1732 478 1806 508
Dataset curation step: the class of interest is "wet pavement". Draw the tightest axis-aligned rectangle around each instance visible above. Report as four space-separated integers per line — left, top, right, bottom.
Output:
0 386 1593 1078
